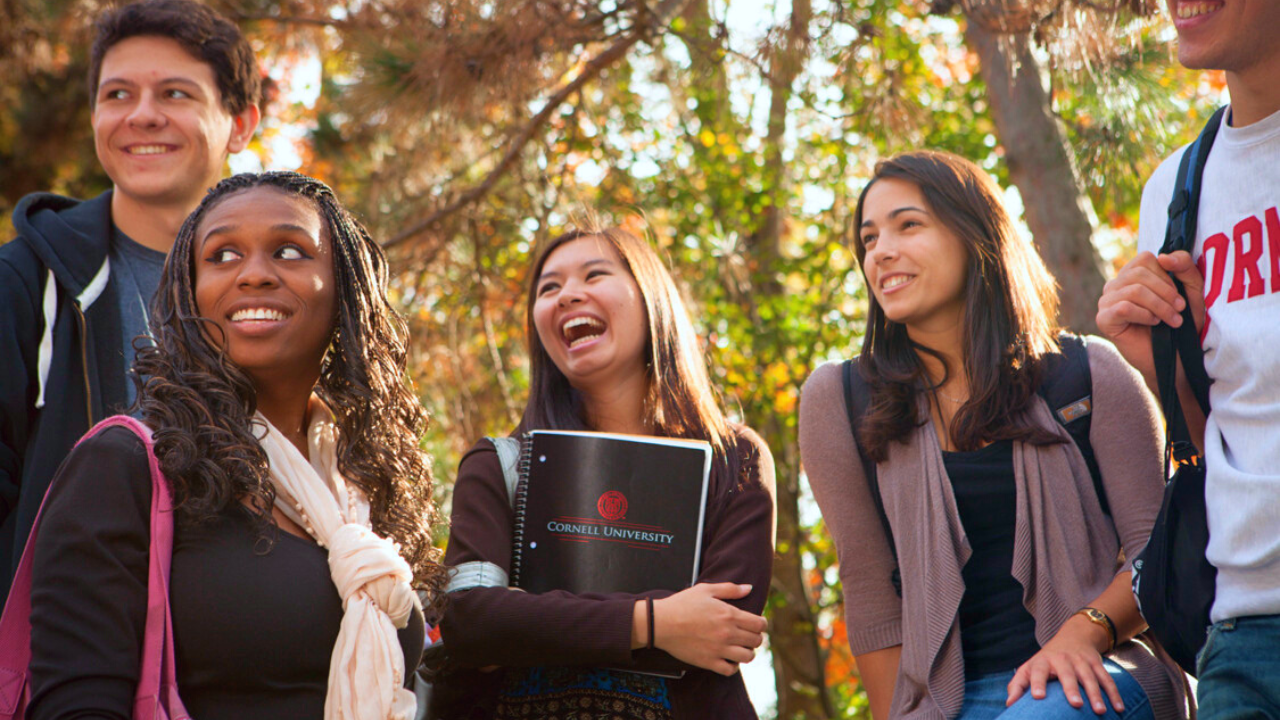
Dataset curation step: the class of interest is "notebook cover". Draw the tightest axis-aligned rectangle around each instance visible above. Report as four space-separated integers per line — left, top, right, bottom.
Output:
511 430 712 596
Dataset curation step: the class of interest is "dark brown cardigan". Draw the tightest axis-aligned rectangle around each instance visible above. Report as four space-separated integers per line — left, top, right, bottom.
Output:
437 426 776 719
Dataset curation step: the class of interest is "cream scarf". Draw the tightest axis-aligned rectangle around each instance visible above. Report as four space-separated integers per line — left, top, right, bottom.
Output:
255 401 419 720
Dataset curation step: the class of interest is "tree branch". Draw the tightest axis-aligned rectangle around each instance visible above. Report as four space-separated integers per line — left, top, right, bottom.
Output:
382 0 692 249
233 13 353 29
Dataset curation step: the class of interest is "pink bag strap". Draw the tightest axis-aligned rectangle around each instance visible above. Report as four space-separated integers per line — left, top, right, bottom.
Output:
0 415 189 720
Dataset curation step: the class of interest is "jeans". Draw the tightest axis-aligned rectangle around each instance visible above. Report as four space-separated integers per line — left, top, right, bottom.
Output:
957 659 1154 720
1197 614 1280 720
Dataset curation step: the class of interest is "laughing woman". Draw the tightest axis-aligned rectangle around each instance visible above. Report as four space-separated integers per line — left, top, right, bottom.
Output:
799 152 1189 720
436 226 776 719
28 172 443 720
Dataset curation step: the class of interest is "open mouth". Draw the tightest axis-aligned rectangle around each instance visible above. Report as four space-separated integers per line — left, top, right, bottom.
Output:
1175 1 1221 20
230 307 290 323
561 316 606 349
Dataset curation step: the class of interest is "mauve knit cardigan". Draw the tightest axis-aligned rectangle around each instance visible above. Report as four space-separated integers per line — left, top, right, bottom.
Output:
799 338 1189 720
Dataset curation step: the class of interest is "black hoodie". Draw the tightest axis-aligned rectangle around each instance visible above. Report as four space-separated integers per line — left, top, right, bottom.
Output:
0 190 131 599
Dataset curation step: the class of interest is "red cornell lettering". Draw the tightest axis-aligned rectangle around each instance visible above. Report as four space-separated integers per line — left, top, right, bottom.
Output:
1200 232 1230 311
1228 215 1265 302
1268 207 1280 293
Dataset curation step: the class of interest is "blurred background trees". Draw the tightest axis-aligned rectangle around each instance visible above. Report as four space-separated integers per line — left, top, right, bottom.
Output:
2 0 1223 715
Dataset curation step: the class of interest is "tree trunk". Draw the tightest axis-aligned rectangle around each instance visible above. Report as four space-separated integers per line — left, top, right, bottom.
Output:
963 20 1107 334
751 1 835 717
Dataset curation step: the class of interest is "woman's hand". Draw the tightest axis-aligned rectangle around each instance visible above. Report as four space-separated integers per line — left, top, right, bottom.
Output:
1006 614 1123 715
645 582 767 676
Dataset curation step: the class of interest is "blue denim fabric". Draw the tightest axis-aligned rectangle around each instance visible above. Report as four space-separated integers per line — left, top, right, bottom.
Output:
1196 614 1280 720
956 659 1154 720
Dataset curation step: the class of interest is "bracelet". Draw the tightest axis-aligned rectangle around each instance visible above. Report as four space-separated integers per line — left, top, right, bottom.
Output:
1077 607 1117 653
646 597 656 650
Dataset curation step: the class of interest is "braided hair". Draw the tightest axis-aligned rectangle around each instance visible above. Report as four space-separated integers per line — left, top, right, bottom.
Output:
133 171 445 596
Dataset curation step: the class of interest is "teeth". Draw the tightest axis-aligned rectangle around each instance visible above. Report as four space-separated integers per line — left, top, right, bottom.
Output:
883 275 912 289
128 145 171 155
1176 1 1219 19
231 308 287 322
563 317 604 331
562 316 605 347
562 316 604 337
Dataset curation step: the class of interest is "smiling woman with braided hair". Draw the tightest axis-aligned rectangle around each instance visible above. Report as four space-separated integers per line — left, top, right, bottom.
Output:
27 171 445 720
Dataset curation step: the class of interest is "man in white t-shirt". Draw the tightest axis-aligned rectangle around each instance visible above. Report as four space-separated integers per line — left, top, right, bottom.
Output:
1096 0 1280 715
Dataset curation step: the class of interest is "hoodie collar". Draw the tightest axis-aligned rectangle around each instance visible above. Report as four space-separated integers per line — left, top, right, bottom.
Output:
13 190 115 299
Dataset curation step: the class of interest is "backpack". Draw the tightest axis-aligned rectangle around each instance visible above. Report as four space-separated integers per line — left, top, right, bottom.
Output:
1130 106 1225 676
840 333 1105 598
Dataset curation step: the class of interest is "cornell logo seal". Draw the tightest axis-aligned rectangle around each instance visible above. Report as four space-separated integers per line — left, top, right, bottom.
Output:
597 491 628 521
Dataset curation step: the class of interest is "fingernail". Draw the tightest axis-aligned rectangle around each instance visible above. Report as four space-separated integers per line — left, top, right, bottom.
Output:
741 584 752 592
1176 297 1186 310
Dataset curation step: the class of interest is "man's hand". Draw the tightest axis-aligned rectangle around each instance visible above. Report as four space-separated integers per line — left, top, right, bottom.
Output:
1096 250 1206 385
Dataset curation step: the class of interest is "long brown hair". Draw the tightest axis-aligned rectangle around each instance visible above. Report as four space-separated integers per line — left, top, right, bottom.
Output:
851 150 1063 461
132 171 445 596
520 225 740 478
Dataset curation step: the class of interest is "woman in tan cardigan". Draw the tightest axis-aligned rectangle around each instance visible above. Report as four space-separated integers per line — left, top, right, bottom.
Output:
799 151 1188 720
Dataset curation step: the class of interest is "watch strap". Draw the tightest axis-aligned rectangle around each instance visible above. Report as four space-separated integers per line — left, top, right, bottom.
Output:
1077 607 1118 653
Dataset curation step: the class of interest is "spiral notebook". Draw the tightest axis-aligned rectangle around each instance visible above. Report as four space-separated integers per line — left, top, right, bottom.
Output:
509 430 712 597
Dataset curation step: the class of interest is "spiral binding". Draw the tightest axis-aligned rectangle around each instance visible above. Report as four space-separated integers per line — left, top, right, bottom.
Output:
508 432 534 589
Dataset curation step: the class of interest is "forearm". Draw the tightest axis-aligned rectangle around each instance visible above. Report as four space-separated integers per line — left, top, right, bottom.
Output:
1174 356 1207 453
1126 350 1205 454
856 645 902 720
441 586 636 668
1074 571 1146 653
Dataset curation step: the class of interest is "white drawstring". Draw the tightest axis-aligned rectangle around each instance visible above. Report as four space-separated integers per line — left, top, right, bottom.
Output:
35 270 57 409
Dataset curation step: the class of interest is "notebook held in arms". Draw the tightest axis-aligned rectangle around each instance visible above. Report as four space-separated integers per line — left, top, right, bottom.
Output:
509 430 712 597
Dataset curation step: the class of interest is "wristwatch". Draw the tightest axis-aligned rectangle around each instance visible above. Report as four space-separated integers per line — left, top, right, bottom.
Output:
1077 607 1118 653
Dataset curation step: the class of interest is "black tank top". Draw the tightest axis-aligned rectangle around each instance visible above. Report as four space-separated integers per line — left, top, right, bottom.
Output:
943 440 1041 677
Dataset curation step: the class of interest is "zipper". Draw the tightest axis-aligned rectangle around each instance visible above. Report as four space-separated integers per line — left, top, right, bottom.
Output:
72 301 93 426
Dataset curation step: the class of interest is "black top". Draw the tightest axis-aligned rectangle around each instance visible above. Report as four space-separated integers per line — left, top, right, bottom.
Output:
943 440 1041 678
28 426 424 720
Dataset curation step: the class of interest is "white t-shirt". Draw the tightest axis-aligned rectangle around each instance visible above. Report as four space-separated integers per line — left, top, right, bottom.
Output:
1137 105 1280 622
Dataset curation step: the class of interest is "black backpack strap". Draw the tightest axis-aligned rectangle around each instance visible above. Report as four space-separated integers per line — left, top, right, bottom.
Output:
841 359 902 597
1152 106 1225 461
1038 334 1109 517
